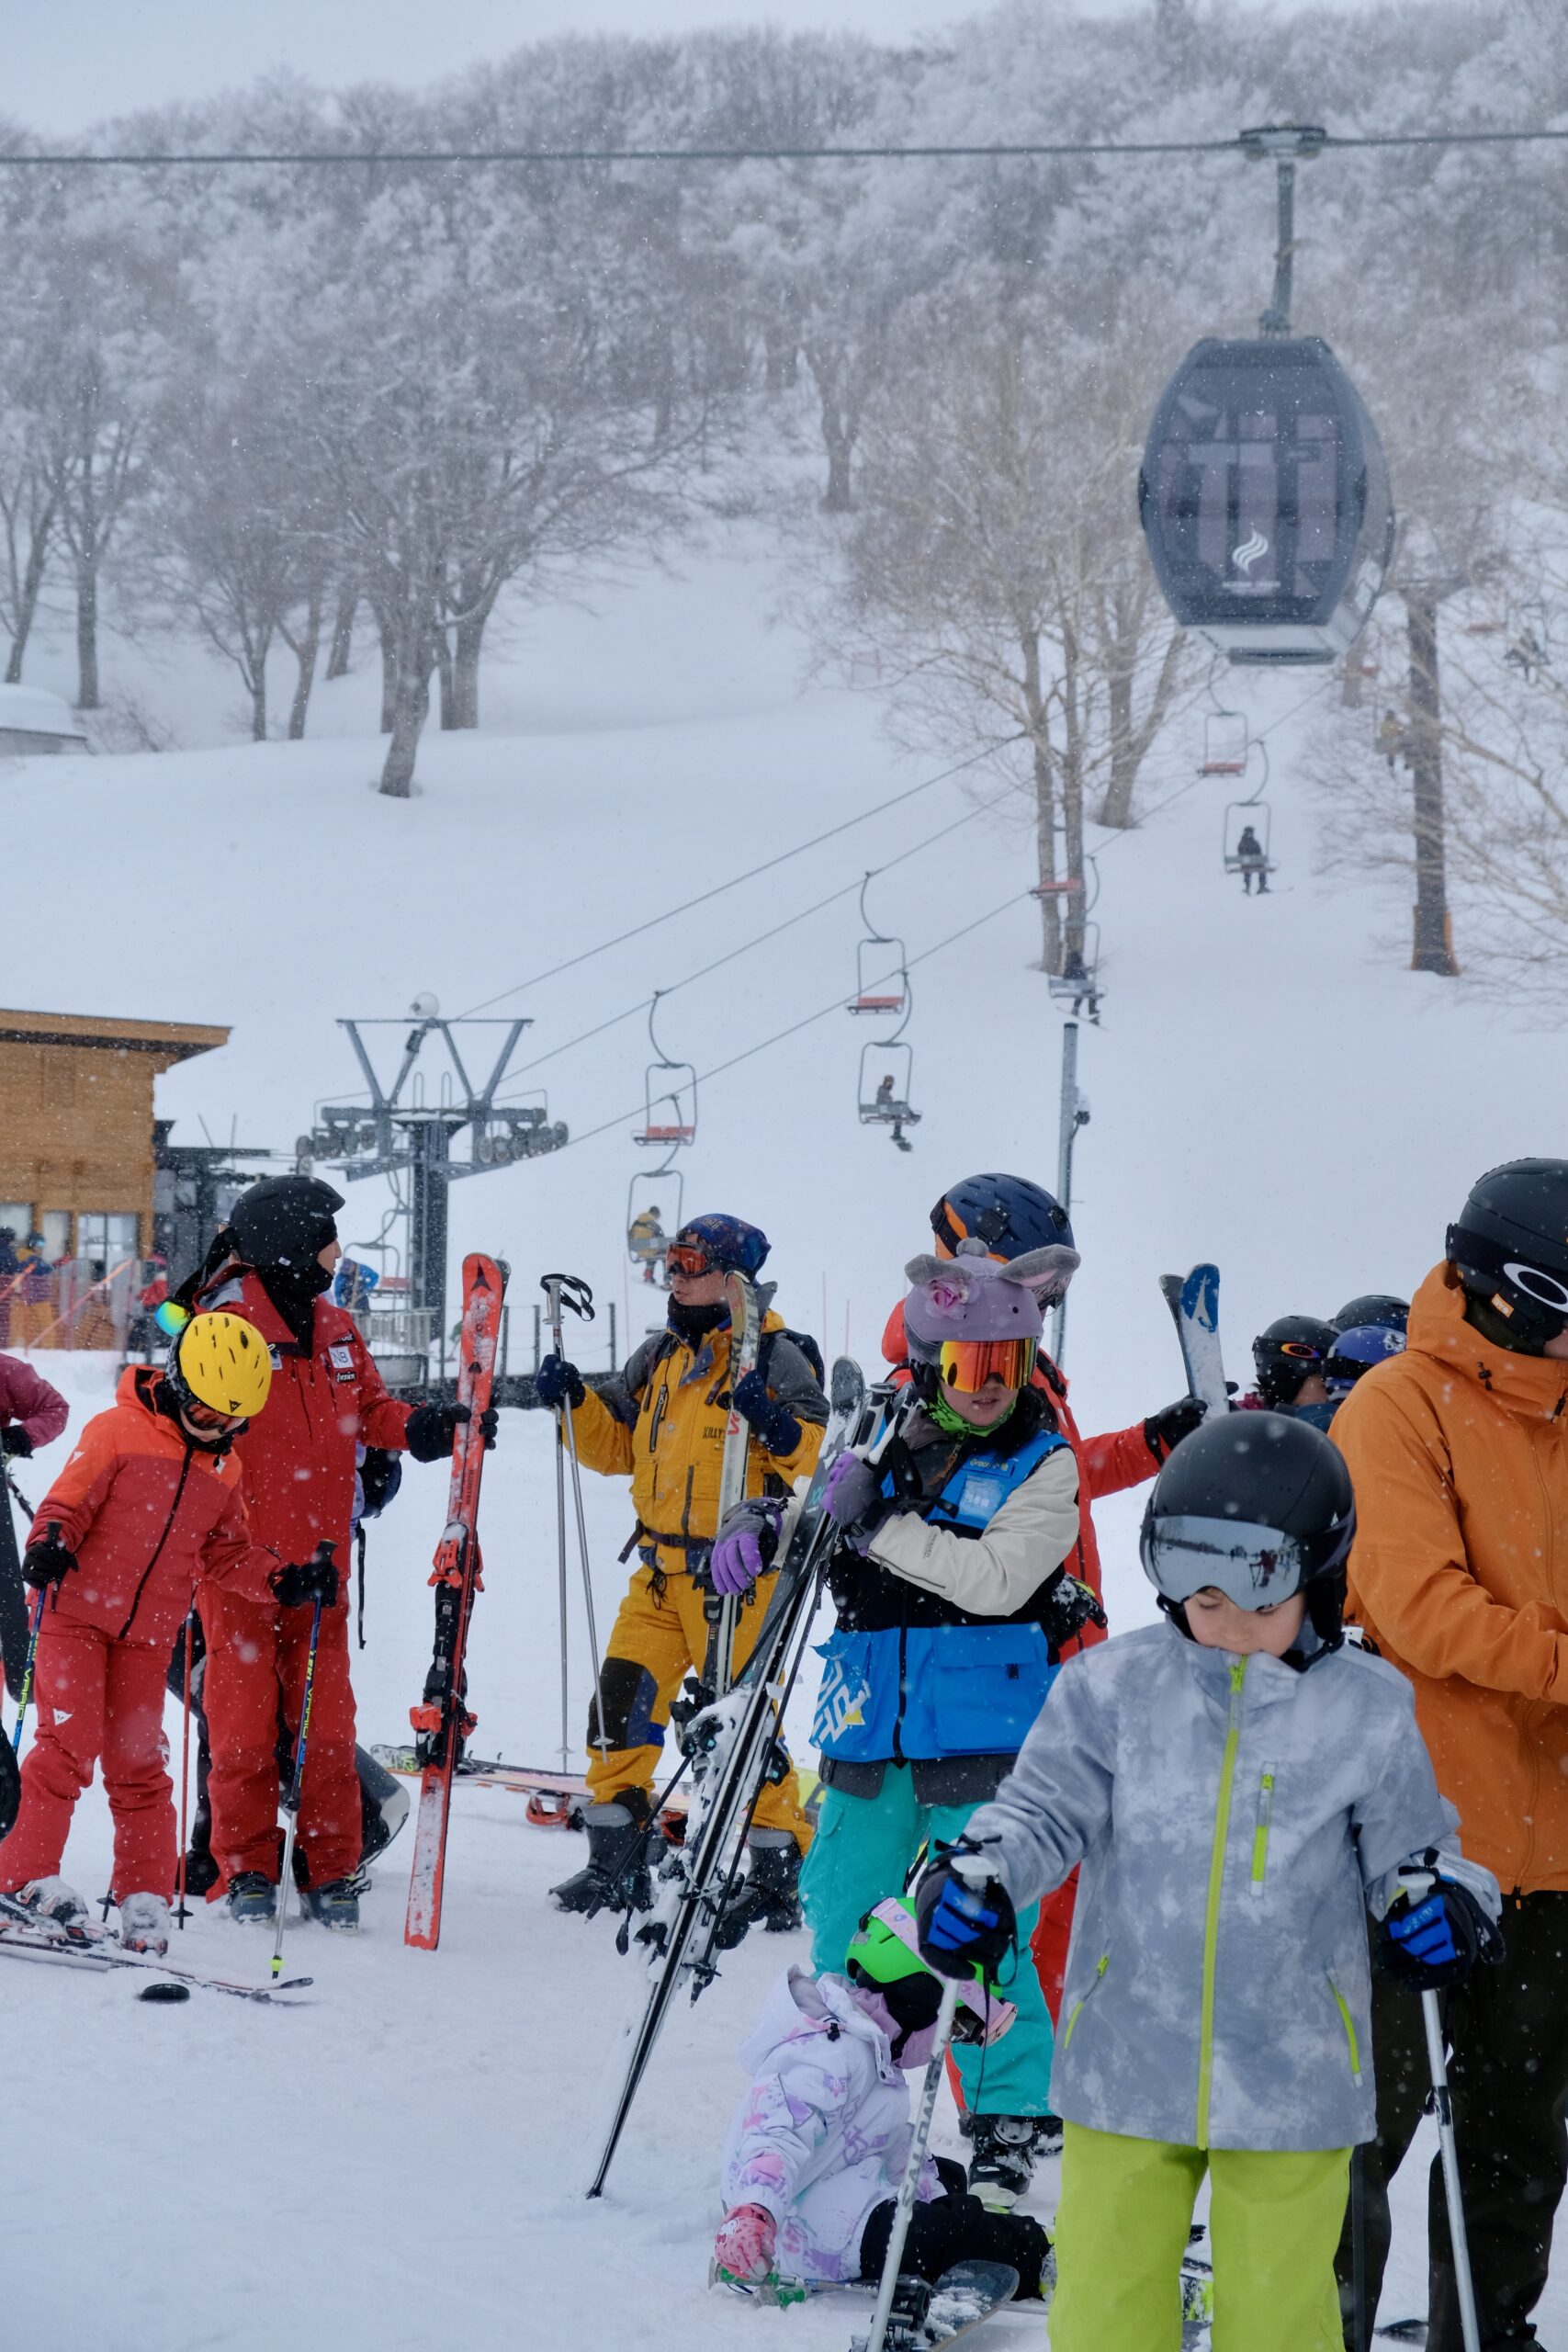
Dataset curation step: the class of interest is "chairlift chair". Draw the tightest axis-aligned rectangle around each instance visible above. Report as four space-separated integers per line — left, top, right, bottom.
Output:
858 1040 921 1154
1224 802 1275 880
1047 924 1103 1021
632 993 697 1149
847 873 908 1015
1201 711 1250 775
627 1169 682 1287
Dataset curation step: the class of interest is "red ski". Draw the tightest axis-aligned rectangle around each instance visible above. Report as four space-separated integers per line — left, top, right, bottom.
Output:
404 1252 507 1951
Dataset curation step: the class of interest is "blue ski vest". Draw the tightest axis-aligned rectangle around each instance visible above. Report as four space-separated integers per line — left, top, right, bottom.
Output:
811 1422 1066 1763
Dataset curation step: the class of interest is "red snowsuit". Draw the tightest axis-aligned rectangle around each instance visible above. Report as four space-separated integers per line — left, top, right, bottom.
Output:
195 1269 413 1892
880 1302 1161 2021
0 1351 69 1452
1 1368 276 1898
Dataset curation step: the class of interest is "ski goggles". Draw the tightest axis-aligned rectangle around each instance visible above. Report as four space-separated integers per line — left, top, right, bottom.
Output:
938 1336 1036 1395
1141 1511 1350 1610
1276 1339 1326 1365
664 1242 720 1278
882 1965 1017 2049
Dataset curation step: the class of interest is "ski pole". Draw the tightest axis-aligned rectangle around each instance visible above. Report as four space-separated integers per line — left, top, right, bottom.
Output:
863 1978 960 2352
1422 1988 1482 2352
175 1611 196 1930
272 1567 329 1983
4 1466 36 1521
12 1584 46 1756
540 1274 608 1767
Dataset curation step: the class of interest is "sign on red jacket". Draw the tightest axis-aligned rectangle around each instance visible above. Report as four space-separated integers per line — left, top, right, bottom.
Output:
28 1367 276 1647
199 1269 412 1578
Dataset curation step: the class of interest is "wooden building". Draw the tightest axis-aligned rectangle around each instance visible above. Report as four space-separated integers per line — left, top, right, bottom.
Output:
0 1008 230 1266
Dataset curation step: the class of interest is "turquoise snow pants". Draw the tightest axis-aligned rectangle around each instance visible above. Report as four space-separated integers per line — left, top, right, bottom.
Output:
800 1771 1054 2117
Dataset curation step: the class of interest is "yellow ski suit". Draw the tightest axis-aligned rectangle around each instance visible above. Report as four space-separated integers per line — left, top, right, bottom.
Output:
568 1305 827 1848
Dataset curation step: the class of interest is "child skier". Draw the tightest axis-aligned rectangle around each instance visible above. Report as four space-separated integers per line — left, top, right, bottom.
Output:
0 1313 334 1956
912 1412 1502 2352
714 1896 1049 2300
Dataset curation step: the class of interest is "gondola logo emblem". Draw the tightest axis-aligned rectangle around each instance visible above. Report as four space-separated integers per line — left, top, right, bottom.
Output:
1232 530 1270 575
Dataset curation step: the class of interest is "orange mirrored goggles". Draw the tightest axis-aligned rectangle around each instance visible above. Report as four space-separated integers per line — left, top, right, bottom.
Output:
664 1242 717 1278
938 1336 1037 1395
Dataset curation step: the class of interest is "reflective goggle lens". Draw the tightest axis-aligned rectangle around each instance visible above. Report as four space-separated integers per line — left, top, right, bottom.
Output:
665 1243 715 1278
1278 1340 1323 1362
938 1337 1035 1395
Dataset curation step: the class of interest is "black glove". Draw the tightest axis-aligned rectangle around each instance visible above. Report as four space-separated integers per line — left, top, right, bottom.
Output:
1 1425 33 1460
730 1368 802 1460
1039 1567 1108 1651
359 1448 403 1519
403 1401 499 1463
1145 1396 1207 1461
535 1354 586 1414
1376 1860 1506 1992
22 1523 75 1589
914 1841 1017 1979
269 1544 340 1611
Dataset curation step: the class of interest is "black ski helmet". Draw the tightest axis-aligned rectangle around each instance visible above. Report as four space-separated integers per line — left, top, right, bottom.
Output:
228 1175 344 1273
1332 1295 1409 1337
1251 1315 1338 1408
1447 1159 1568 1353
1140 1411 1356 1646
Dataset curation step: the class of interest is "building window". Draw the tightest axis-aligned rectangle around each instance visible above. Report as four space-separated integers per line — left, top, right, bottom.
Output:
76 1212 140 1266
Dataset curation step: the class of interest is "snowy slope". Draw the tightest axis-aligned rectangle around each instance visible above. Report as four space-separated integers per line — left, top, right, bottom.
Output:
2 526 1558 2345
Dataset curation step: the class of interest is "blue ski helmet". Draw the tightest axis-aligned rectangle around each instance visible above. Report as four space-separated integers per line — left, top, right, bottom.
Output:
1324 1323 1406 1395
671 1214 770 1278
931 1173 1074 1261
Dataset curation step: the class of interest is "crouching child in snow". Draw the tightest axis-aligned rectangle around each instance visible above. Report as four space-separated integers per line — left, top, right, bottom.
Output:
0 1315 334 1957
912 1414 1503 2352
713 1896 1050 2301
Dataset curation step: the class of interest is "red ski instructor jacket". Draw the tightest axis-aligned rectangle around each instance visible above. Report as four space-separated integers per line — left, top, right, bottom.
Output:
197 1269 413 1588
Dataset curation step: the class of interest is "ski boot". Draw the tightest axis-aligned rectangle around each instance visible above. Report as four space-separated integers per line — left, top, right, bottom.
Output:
299 1878 360 1932
226 1871 277 1925
118 1892 171 1956
357 1746 411 1866
711 1831 803 1951
1036 2111 1064 2156
549 1797 653 1917
17 1877 88 1929
964 2114 1044 2211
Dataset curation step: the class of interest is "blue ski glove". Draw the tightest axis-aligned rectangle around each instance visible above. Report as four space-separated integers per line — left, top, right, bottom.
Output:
535 1354 585 1414
1377 1860 1505 1991
710 1499 784 1596
730 1368 802 1459
822 1452 890 1552
915 1843 1016 1980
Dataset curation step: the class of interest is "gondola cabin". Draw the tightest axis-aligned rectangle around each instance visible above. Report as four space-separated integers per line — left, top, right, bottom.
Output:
1139 336 1393 665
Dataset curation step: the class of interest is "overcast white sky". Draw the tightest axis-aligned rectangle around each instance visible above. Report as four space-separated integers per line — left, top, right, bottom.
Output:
12 0 1289 137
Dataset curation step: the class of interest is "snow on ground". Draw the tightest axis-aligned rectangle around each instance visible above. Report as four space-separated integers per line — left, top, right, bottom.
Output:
1 526 1560 2344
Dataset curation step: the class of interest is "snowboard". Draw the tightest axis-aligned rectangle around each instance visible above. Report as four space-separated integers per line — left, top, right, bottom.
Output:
1159 1264 1228 1415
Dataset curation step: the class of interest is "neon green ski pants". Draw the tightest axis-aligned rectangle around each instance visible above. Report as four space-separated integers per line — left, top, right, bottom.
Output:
1049 2120 1349 2352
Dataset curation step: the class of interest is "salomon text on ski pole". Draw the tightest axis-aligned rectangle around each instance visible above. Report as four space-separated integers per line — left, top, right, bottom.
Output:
540 1273 608 1767
273 1547 333 1983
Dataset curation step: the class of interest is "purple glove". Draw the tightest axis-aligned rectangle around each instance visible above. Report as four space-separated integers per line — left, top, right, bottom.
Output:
823 1452 886 1551
710 1499 784 1595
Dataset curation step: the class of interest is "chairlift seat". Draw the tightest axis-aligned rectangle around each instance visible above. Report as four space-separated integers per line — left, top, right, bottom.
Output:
636 1124 695 1147
850 992 906 1013
860 1101 920 1125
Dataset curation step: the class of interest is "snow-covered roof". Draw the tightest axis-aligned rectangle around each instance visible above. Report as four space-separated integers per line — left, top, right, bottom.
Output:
0 684 85 740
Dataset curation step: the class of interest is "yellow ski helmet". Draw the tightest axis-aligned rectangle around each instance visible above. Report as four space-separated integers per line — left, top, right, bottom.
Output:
174 1311 272 1420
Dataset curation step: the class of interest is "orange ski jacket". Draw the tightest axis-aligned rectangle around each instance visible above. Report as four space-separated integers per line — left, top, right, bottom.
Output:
1337 1261 1568 1894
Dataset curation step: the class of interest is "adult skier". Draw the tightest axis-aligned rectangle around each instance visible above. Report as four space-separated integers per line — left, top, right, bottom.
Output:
1331 1161 1568 2346
882 1173 1203 2029
0 1350 69 1461
1234 821 1269 894
714 1897 1048 2298
0 1314 323 1955
173 1175 490 1929
913 1413 1499 2352
538 1213 828 1932
725 1247 1101 2209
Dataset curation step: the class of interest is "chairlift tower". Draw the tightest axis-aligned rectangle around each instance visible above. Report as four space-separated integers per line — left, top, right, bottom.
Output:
297 1000 567 1343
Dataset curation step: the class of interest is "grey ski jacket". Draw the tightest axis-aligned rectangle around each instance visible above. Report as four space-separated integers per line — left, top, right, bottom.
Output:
964 1622 1490 2153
